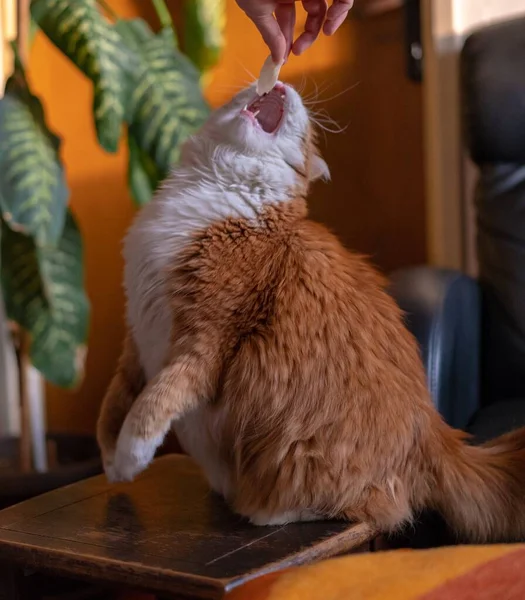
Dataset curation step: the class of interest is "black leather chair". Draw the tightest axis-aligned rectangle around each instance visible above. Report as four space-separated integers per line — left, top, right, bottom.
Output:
391 16 525 440
388 17 525 546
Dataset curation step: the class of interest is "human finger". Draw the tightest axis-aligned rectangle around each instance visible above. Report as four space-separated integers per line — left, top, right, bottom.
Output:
292 0 328 56
275 1 296 60
323 0 353 35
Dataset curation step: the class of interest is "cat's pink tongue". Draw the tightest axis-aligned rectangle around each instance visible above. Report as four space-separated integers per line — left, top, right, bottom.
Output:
246 85 285 133
256 93 283 133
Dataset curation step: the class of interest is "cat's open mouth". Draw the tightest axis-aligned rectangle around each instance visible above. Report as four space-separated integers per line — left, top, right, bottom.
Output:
241 83 286 134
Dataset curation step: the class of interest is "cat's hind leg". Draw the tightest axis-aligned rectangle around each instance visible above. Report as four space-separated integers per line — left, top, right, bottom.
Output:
97 333 145 480
343 478 414 534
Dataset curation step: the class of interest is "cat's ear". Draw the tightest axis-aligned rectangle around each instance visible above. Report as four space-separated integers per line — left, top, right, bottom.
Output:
310 154 330 182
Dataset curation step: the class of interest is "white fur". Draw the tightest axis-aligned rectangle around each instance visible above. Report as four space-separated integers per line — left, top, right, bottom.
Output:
110 415 164 482
118 83 329 498
249 510 322 527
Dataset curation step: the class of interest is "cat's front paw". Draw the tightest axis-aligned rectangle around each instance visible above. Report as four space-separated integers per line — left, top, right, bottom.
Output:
110 420 161 483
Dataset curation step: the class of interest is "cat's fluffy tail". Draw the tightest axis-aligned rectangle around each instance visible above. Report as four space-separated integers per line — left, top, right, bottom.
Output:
430 424 525 542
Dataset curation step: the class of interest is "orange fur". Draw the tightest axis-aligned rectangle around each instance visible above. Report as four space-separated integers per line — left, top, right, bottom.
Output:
98 112 525 543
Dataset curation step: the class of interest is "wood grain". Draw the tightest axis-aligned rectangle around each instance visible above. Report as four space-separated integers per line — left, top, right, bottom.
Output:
0 455 376 599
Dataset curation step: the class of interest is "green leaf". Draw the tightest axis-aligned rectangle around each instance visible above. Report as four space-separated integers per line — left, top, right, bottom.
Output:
116 19 210 177
0 64 68 247
31 0 134 152
1 211 89 388
184 0 226 73
127 133 161 206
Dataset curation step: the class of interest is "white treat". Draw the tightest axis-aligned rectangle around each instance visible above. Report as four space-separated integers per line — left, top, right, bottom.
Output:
256 55 283 96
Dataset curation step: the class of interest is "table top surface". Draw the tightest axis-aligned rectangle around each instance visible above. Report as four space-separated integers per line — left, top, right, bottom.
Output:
0 455 374 599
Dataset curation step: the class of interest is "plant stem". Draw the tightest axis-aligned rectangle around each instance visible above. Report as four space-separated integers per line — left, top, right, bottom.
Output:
14 1 33 473
151 0 174 30
16 0 30 65
14 326 32 472
96 0 119 21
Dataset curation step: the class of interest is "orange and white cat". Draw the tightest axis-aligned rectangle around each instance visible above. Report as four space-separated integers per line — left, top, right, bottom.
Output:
97 82 525 541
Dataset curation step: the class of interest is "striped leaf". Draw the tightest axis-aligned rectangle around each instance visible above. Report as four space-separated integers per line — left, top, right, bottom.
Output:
117 19 209 179
31 0 133 152
0 65 68 246
1 211 89 388
184 0 226 73
127 133 161 206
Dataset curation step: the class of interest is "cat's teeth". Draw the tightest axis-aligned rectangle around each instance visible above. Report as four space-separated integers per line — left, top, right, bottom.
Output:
243 105 247 111
253 110 260 117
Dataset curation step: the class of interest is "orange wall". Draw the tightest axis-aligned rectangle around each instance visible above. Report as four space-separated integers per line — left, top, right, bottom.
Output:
30 0 354 433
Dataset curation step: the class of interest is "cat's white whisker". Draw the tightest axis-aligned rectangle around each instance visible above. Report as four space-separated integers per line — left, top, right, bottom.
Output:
301 79 334 104
294 74 308 96
234 59 257 83
302 82 360 111
308 106 348 135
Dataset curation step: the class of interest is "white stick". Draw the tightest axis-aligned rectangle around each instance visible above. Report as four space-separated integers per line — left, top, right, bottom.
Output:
0 292 20 438
28 366 48 472
256 55 283 96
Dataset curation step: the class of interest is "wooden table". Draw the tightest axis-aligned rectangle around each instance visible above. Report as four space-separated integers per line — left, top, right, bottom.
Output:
0 455 376 600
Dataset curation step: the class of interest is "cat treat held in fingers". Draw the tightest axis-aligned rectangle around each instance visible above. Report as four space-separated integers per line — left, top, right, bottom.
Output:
98 79 525 542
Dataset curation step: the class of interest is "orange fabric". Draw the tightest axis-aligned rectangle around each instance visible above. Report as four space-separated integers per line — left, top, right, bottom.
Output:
228 545 525 600
420 547 525 600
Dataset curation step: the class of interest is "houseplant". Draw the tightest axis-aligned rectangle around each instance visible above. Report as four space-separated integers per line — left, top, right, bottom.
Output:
0 0 224 496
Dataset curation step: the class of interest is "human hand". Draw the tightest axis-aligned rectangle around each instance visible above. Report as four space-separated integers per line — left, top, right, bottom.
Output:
236 0 355 63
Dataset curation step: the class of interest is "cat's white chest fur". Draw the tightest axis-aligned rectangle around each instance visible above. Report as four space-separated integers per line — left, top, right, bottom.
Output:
124 198 176 381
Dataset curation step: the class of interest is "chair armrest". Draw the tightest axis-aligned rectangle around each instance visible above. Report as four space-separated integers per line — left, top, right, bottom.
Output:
389 267 481 429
